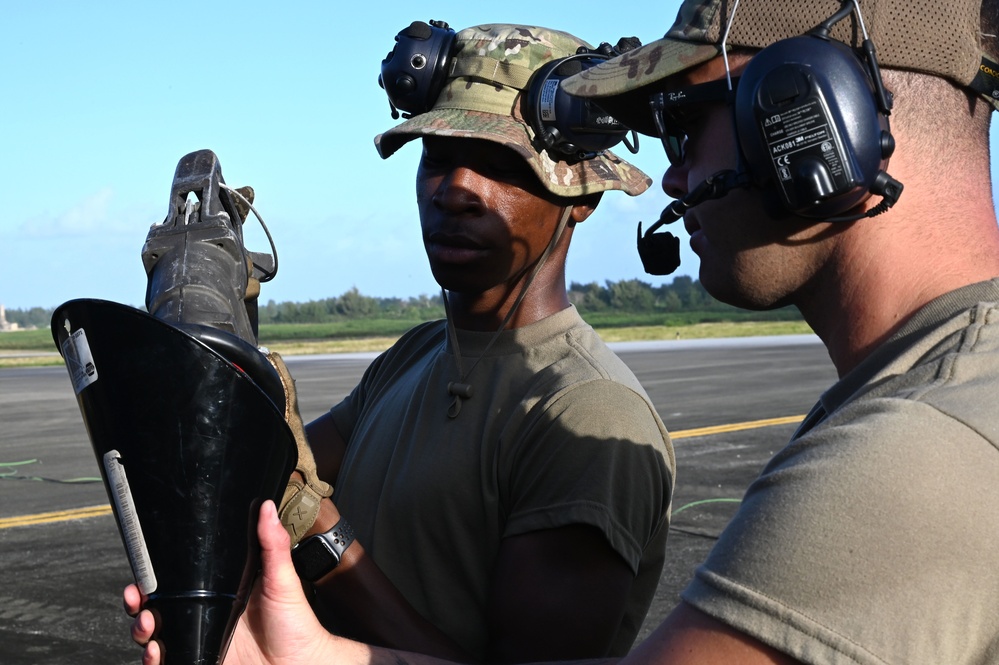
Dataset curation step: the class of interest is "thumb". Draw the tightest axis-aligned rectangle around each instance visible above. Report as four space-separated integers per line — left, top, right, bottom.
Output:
252 503 374 665
240 500 336 664
257 500 302 599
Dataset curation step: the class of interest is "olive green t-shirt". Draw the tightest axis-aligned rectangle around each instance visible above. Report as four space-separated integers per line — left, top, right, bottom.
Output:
330 306 675 658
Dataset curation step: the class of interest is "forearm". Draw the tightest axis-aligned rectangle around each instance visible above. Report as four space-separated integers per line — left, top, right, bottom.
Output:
339 638 619 665
306 498 472 661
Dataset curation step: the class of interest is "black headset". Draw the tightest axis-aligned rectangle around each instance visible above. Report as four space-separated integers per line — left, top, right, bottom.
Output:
378 20 639 162
638 0 904 275
733 1 902 220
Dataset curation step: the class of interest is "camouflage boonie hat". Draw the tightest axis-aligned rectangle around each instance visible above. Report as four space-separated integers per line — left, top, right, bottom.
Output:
563 0 998 135
375 24 651 198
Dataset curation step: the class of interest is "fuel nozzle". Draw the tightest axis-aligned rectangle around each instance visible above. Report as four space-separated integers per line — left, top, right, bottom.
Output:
141 149 283 406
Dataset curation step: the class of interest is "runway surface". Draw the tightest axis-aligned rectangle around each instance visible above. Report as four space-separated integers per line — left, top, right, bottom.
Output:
0 336 837 664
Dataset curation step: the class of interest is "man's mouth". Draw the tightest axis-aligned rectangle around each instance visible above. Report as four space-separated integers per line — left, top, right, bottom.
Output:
683 214 701 237
427 231 484 249
425 232 488 263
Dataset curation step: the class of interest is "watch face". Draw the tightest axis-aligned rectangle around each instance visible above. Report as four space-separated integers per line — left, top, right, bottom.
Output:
291 520 355 582
292 536 337 582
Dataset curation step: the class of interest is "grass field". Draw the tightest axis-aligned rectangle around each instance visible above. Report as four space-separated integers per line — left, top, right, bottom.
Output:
0 317 814 369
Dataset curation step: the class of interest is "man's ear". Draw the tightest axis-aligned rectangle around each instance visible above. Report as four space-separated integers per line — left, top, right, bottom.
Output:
569 192 603 224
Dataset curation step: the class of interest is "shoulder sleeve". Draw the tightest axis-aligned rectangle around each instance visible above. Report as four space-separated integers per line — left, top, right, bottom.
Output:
682 397 999 665
503 378 674 574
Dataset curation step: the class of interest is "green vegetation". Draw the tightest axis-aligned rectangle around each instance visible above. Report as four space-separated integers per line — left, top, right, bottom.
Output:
0 328 56 351
1 276 812 368
249 276 803 327
260 318 426 341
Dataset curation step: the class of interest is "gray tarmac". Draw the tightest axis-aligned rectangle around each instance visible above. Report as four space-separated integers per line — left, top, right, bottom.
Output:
0 336 837 664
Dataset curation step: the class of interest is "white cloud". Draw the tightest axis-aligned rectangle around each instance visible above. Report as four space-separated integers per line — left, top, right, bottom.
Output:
17 188 126 238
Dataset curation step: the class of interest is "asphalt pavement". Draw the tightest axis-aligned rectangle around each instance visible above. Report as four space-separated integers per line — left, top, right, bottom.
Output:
0 337 837 664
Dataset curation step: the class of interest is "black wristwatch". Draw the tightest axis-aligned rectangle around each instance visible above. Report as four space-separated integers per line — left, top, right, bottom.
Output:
291 518 356 582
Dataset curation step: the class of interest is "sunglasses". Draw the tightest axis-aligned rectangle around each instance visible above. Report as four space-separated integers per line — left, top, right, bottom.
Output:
650 77 739 166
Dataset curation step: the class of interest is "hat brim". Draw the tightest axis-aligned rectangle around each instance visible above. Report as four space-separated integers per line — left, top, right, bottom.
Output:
563 38 721 136
375 108 538 165
374 108 651 198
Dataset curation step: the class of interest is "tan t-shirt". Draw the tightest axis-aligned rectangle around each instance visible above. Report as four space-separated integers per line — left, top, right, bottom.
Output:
329 306 674 658
683 279 999 665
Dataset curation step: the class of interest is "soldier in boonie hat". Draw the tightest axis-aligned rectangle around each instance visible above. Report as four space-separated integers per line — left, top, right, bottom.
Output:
375 23 652 199
228 20 677 663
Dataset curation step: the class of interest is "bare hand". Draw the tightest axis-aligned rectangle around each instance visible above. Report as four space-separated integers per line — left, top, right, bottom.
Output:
124 500 339 665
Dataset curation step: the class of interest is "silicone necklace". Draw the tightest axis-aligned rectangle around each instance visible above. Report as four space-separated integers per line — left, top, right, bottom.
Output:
443 206 573 418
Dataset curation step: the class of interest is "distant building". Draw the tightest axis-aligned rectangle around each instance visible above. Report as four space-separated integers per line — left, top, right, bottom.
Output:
0 304 21 332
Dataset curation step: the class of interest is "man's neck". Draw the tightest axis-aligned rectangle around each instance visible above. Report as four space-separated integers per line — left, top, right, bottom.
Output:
799 208 999 378
445 287 571 332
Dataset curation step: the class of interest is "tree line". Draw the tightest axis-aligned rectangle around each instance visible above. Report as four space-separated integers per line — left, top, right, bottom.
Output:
5 276 802 329
256 276 801 324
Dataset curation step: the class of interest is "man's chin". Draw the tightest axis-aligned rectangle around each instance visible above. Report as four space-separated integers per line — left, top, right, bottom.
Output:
698 266 789 312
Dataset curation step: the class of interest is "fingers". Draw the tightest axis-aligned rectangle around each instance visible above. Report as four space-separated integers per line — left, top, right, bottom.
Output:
123 583 144 617
130 609 156 645
142 638 161 665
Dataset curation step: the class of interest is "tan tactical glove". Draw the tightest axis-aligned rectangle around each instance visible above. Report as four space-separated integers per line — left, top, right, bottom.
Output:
231 186 262 304
266 351 334 545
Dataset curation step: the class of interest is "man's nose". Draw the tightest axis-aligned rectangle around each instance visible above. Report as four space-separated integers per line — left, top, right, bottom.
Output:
661 164 688 200
433 166 485 213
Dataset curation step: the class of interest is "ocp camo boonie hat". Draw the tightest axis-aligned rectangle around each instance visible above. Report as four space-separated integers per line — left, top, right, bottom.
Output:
563 0 999 134
375 24 652 199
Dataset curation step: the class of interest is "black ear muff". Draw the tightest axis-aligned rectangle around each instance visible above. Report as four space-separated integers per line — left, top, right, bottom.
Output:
734 34 899 219
379 20 456 119
524 51 632 162
379 23 640 165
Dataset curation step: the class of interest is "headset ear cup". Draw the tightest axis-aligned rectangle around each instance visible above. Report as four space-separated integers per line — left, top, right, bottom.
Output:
380 21 456 118
524 54 630 162
734 35 893 219
525 59 569 155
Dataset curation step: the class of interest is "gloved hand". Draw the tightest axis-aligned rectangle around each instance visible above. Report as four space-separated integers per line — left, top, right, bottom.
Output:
231 186 263 304
266 351 334 545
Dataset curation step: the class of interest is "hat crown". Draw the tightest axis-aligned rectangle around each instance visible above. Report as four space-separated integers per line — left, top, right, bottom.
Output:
451 24 588 82
374 23 652 198
668 0 982 88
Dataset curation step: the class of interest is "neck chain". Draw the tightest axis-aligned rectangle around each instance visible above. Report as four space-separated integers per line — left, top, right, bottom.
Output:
443 206 573 418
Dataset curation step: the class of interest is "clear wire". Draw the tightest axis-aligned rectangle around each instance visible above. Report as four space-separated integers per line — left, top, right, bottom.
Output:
219 182 279 282
851 0 871 41
720 0 741 91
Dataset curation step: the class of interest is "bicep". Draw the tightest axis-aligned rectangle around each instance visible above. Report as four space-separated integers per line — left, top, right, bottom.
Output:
305 411 348 484
627 602 798 665
484 524 635 662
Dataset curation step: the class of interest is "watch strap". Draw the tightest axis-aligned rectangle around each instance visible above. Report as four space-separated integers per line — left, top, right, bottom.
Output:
291 518 355 582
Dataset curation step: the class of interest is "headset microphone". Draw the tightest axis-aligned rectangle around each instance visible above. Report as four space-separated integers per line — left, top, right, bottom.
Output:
637 169 750 275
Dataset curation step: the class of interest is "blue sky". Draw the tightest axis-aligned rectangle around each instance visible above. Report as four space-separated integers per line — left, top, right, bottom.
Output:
5 2 998 311
2 1 692 311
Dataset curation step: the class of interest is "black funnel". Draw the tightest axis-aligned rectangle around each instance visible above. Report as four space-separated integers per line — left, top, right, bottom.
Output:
52 299 297 664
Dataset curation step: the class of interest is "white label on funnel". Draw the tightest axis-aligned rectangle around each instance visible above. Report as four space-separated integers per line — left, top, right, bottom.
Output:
61 328 98 394
104 450 158 594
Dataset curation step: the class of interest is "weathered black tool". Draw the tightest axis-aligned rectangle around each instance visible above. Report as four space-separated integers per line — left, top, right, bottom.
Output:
51 149 296 665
